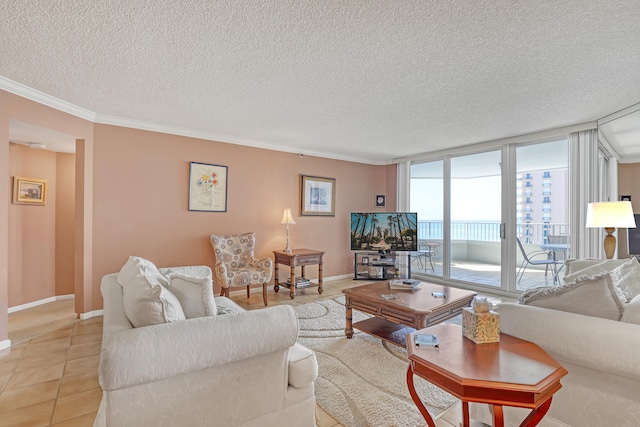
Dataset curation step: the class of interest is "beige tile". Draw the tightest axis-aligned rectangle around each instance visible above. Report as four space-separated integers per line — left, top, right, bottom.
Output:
0 344 27 362
64 354 100 377
0 372 11 392
5 362 64 390
30 327 73 344
0 399 55 427
72 323 103 336
22 337 71 357
76 316 103 326
59 370 100 398
0 379 59 412
70 333 102 346
52 412 98 427
0 358 19 375
16 352 68 372
51 388 102 424
68 341 101 361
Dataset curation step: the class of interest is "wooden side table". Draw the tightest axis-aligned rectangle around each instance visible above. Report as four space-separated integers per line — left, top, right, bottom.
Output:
406 323 567 427
273 249 324 299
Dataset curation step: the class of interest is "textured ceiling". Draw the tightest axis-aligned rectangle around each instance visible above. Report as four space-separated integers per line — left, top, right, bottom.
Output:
2 0 640 163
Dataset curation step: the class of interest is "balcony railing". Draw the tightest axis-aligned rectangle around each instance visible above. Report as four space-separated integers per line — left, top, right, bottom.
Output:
417 221 569 245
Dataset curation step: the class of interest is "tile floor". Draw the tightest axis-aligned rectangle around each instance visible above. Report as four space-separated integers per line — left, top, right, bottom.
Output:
1 299 102 427
0 277 508 427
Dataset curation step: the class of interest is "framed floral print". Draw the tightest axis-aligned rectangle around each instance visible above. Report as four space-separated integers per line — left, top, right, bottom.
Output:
189 162 228 212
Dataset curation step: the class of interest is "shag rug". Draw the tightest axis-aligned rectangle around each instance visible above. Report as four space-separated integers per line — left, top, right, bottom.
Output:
294 297 459 427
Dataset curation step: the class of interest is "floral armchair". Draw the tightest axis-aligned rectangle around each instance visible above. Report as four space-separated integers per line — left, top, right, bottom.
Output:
210 232 273 306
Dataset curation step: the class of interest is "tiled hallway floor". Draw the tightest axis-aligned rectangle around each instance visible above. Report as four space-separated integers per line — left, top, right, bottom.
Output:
1 303 102 427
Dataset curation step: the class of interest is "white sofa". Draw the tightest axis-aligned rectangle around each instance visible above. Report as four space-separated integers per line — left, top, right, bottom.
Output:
95 265 318 427
470 258 640 427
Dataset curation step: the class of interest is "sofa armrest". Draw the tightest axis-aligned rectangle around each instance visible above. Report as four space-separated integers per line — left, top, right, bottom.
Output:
497 303 640 381
249 257 274 280
99 305 299 391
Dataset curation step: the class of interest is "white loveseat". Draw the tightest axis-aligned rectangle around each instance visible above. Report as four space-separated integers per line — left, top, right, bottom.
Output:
95 264 318 427
471 258 640 427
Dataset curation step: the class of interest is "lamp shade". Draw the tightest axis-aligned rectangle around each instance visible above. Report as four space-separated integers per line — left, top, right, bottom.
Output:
586 201 636 228
280 208 296 225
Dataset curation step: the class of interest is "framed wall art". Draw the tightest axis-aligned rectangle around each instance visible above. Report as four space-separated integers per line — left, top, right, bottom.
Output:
300 175 335 216
375 194 386 207
189 162 228 212
12 176 47 205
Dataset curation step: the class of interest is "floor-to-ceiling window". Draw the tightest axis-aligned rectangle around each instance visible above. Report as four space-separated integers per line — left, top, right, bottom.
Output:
409 137 570 295
515 139 569 291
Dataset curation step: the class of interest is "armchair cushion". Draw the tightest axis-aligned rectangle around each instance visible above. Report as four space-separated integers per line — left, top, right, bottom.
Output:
166 272 217 318
123 275 186 327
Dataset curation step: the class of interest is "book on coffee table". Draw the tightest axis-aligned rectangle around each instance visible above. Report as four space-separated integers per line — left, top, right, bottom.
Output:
389 279 420 290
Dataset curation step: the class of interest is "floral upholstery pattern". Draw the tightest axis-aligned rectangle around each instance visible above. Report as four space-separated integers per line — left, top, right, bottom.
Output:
210 232 273 305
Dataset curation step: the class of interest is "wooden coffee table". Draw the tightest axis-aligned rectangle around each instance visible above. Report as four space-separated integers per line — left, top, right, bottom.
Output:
406 324 568 427
342 281 476 346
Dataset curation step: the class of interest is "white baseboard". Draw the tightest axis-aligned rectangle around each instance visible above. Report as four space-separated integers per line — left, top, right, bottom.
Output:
8 294 74 313
0 339 11 351
80 310 103 320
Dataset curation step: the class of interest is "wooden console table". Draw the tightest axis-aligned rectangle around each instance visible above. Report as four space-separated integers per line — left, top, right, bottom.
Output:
406 324 567 427
273 249 324 299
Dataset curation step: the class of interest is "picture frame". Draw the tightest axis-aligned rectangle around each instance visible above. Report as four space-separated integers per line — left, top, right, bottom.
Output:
375 194 386 207
361 256 369 265
12 176 47 205
300 175 336 216
621 195 632 202
188 162 228 212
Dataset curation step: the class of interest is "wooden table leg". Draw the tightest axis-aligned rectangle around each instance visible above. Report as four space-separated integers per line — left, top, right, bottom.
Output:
492 404 504 427
345 299 353 338
262 283 268 306
289 266 296 299
406 365 437 427
274 262 280 293
318 259 323 294
519 398 552 427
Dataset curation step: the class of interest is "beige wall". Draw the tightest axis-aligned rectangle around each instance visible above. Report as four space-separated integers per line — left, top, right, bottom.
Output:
618 163 640 258
8 144 57 306
56 153 76 295
0 93 9 343
91 124 395 309
0 89 397 346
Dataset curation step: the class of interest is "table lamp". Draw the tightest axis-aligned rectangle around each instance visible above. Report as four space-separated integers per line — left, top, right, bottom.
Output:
586 201 636 259
281 208 296 253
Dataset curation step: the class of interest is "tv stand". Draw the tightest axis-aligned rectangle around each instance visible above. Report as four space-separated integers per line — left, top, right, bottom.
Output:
353 251 411 280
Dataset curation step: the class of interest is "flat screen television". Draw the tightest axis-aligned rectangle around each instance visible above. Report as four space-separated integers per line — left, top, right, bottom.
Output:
350 212 418 252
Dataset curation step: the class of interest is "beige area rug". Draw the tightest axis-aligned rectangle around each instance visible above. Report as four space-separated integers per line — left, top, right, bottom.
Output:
294 297 459 427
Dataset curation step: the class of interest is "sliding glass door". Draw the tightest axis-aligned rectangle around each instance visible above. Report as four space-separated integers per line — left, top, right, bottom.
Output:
409 138 570 294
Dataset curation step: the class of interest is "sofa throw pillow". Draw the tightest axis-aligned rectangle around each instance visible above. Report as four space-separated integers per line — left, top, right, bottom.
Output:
123 276 186 327
166 272 217 318
563 259 627 282
518 272 626 321
609 257 640 301
621 294 640 325
117 256 169 287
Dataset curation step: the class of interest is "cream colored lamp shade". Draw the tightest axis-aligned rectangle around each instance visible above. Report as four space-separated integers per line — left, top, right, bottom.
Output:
280 208 296 253
586 201 637 259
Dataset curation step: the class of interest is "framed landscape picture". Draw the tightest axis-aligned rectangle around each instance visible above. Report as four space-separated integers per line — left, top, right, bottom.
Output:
188 162 228 212
12 176 47 205
300 175 335 216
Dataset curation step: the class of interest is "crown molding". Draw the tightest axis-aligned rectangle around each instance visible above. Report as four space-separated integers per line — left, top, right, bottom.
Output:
94 113 386 165
0 76 97 121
